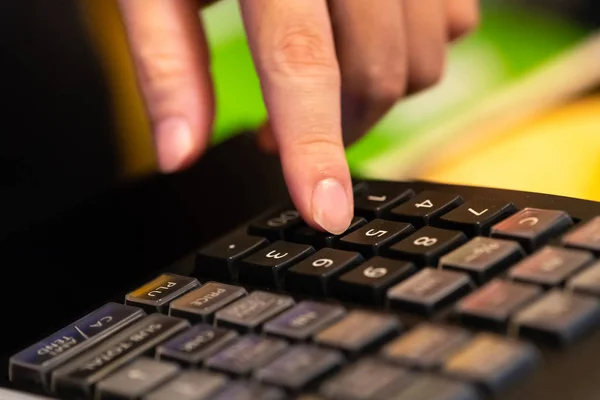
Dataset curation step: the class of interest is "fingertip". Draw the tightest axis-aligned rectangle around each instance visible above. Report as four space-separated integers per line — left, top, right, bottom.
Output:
155 117 205 173
311 177 353 235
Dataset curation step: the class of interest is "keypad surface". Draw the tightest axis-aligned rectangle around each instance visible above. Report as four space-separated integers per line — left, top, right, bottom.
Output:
8 180 600 400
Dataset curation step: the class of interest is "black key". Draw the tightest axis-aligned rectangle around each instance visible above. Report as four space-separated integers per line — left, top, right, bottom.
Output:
386 375 480 400
195 232 269 281
314 310 401 355
263 301 346 341
390 191 464 228
440 237 525 285
289 216 366 248
387 268 472 315
334 257 415 305
96 357 179 400
337 219 414 257
169 282 247 323
285 248 364 296
212 381 286 400
51 314 189 399
125 273 200 314
9 303 145 391
215 291 295 332
156 323 238 366
381 323 472 370
442 333 538 396
319 358 410 400
437 198 517 236
513 290 600 346
386 226 467 266
562 216 600 255
353 184 415 219
490 207 573 252
567 261 600 296
254 345 344 391
239 241 315 288
508 246 594 288
248 208 303 240
205 335 288 376
145 370 229 400
455 279 541 331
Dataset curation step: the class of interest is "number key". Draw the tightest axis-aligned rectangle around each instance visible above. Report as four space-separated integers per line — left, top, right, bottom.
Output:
334 257 416 305
285 248 364 296
390 191 463 228
562 216 600 255
437 198 517 236
386 226 467 266
353 182 415 219
249 208 303 241
239 241 314 288
337 219 414 257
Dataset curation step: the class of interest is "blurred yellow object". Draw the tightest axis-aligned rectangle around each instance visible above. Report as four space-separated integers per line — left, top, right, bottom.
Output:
421 95 600 201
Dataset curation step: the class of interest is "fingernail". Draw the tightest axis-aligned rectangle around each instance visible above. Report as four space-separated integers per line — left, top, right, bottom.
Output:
155 117 194 173
312 178 352 234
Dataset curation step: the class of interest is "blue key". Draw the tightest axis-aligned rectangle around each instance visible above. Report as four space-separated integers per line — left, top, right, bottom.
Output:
255 344 344 391
156 324 238 365
205 335 288 375
262 301 346 341
9 303 145 390
212 381 287 400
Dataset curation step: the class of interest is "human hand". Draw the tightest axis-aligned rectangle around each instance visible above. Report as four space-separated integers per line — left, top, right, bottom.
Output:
117 0 478 234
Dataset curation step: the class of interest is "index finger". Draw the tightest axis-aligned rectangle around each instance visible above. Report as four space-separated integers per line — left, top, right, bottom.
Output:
239 0 353 234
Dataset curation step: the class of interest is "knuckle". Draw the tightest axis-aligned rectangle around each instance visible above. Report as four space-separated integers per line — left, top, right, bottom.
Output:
290 131 344 161
136 47 191 91
449 8 480 40
409 58 444 92
360 65 407 107
268 25 339 80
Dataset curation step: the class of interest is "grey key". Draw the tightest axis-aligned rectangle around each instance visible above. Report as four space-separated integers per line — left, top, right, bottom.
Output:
513 289 600 346
125 274 200 314
455 279 541 330
263 301 346 340
156 324 238 365
442 333 538 395
51 314 189 399
97 357 179 400
314 310 401 354
144 371 228 400
440 237 524 284
508 246 593 287
383 375 480 400
169 282 247 323
0 388 58 400
255 345 344 391
215 291 294 332
381 323 471 369
211 382 286 400
319 359 411 400
568 261 600 296
562 216 600 255
491 207 573 252
205 334 288 375
387 268 472 315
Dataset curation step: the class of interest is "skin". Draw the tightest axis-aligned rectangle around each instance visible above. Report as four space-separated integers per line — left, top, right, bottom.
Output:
117 0 479 234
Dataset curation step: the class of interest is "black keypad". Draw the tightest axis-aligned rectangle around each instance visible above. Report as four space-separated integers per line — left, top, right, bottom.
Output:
195 232 269 281
248 208 303 240
386 226 467 266
440 237 525 285
508 246 593 288
491 207 573 252
353 183 415 219
390 190 464 227
285 248 363 296
334 257 416 305
337 219 414 256
289 216 366 248
437 198 517 236
513 290 600 346
239 241 315 288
